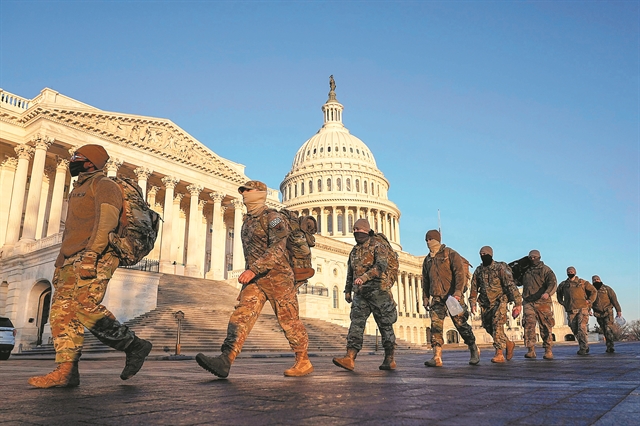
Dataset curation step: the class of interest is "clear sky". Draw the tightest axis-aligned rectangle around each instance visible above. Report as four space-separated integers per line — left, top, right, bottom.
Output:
1 1 638 322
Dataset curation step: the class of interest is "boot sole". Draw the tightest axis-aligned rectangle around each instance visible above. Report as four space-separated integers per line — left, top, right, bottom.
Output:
120 341 153 380
195 353 230 378
284 366 314 377
332 359 354 371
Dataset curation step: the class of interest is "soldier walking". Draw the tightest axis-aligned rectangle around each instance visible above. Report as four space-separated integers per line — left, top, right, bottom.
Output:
333 219 398 371
29 145 152 388
196 181 313 378
519 250 557 360
557 267 597 355
469 246 523 363
591 275 623 353
422 230 479 367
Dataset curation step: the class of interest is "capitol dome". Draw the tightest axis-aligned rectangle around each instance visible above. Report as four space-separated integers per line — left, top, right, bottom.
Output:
281 77 402 250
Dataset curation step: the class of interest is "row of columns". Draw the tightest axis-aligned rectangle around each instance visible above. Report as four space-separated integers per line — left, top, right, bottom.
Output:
396 273 423 317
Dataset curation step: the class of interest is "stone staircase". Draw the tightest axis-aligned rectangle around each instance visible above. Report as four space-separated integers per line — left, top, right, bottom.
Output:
19 274 414 356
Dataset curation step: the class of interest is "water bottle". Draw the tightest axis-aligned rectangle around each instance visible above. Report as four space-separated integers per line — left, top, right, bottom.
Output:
446 295 464 316
615 316 626 328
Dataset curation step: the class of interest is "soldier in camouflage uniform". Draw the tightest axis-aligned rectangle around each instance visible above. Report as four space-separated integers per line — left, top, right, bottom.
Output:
519 250 557 360
469 246 523 363
591 275 623 353
557 267 597 355
333 219 398 371
196 181 312 378
422 230 480 367
28 145 152 389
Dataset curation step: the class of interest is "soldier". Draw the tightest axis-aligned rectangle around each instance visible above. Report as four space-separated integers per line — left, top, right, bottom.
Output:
557 267 597 355
591 275 623 353
519 250 557 360
196 181 313 378
29 145 152 388
422 230 480 367
333 219 398 371
469 246 523 363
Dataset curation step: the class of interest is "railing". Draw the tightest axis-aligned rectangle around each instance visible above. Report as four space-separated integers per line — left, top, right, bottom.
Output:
297 283 328 297
120 258 160 272
22 233 63 253
0 89 32 111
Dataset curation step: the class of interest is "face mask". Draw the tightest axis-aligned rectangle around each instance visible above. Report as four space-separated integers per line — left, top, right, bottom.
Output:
69 161 87 177
427 239 441 253
567 273 575 279
593 281 603 289
481 254 493 266
354 232 369 245
242 190 267 215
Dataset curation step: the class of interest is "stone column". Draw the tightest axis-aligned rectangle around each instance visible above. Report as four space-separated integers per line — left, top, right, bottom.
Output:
46 158 69 237
185 184 203 277
159 176 179 272
21 135 53 242
208 192 225 279
172 194 185 265
331 206 338 236
4 144 34 247
0 157 18 246
147 186 159 208
105 158 123 177
134 167 153 201
320 208 328 236
231 199 245 271
198 199 207 276
35 167 54 239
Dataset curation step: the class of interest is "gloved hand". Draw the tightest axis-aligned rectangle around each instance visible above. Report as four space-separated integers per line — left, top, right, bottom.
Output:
77 251 98 279
345 292 352 304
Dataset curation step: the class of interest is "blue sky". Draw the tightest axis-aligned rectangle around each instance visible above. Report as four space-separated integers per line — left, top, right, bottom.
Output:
1 1 638 321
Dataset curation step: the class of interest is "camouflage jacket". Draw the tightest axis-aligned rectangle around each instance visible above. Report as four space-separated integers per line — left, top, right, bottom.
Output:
345 235 390 294
592 284 621 314
242 207 291 277
557 277 597 311
469 261 523 308
421 245 467 299
520 261 557 303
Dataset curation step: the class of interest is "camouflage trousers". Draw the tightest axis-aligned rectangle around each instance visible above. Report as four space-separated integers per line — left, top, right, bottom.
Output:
567 308 590 350
523 300 555 349
51 251 136 363
594 309 615 349
480 295 510 350
222 269 308 358
346 288 397 352
429 297 476 348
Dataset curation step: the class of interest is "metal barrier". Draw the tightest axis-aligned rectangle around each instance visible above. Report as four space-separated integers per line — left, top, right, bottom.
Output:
120 258 160 272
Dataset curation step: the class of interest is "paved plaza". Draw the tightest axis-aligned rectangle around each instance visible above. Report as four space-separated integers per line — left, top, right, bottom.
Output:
2 342 639 425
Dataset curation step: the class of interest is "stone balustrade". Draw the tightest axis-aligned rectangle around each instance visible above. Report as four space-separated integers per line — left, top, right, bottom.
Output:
0 89 31 111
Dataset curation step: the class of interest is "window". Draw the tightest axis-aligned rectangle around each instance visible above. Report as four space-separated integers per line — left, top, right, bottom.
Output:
333 286 339 309
364 180 367 194
309 180 313 194
346 178 351 191
327 214 333 234
371 182 374 194
317 179 322 192
355 179 360 192
337 214 344 233
348 215 354 231
301 182 304 195
294 184 298 197
327 178 332 191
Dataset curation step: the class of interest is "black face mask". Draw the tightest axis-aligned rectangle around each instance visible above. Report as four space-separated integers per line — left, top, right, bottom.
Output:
69 161 87 177
593 282 603 289
567 273 575 279
480 254 493 266
354 232 369 245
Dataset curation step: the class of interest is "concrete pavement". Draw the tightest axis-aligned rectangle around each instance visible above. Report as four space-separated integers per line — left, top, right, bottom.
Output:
2 342 639 425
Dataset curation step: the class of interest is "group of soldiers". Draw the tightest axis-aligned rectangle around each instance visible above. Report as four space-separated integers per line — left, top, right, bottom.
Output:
27 144 625 387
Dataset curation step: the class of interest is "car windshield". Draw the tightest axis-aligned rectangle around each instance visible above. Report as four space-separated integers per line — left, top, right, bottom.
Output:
0 318 14 328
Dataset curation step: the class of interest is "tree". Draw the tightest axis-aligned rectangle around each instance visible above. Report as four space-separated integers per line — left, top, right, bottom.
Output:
625 319 640 341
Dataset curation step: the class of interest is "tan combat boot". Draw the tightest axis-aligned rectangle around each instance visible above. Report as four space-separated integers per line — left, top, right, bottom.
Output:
491 349 505 363
524 346 536 359
379 346 396 370
196 350 235 378
28 362 79 388
333 348 358 371
543 347 554 359
284 352 314 377
505 341 515 361
424 346 443 367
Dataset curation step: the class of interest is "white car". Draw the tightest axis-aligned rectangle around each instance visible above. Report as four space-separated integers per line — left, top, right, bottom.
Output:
0 317 16 360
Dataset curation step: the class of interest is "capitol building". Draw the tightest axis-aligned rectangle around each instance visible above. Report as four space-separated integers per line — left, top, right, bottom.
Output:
0 81 570 353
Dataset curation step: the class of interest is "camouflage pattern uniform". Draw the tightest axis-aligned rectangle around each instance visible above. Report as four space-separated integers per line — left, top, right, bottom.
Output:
344 235 397 351
557 277 597 352
50 170 137 364
592 283 622 351
469 261 523 350
520 262 557 350
221 208 308 358
422 245 476 347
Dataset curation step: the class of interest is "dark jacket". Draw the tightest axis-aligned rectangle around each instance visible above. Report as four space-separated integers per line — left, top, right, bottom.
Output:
520 261 557 303
592 284 622 314
469 261 523 308
422 245 467 299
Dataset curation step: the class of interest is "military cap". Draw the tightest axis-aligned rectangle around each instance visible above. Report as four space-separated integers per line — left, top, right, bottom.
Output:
74 144 110 170
238 180 267 194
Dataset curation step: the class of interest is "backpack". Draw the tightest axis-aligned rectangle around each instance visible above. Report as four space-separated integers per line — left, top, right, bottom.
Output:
425 246 471 293
372 232 399 288
261 208 317 282
107 177 161 266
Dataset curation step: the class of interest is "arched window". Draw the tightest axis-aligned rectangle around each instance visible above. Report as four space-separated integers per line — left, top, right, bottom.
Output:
327 214 333 234
333 286 339 309
287 185 291 200
371 182 374 194
317 179 322 192
294 184 298 198
309 180 313 194
327 178 332 191
301 182 305 195
346 178 351 191
364 180 368 194
316 212 322 233
328 146 331 152
355 179 360 192
348 214 354 231
337 178 342 191
337 213 344 233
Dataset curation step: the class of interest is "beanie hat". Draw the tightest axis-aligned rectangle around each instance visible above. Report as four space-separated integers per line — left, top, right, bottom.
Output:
592 275 601 282
567 266 576 274
75 144 110 170
528 250 541 258
479 246 493 256
353 218 371 232
425 229 441 242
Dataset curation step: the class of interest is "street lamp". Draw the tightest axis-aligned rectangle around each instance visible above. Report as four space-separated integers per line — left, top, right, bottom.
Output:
173 310 185 356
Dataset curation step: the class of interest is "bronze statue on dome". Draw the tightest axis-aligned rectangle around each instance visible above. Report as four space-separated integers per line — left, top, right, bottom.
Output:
329 75 336 92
